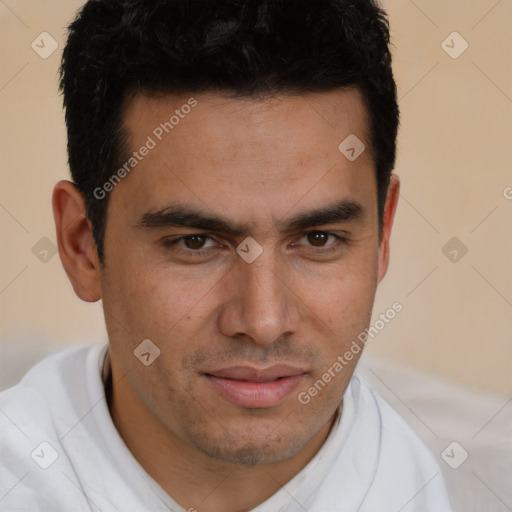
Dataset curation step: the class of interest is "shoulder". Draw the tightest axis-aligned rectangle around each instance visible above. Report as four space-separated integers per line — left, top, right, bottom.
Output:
354 372 452 511
0 344 106 510
0 342 105 441
0 343 97 420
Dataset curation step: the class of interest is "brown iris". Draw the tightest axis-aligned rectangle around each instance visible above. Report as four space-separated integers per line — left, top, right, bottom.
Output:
183 235 208 250
306 231 330 247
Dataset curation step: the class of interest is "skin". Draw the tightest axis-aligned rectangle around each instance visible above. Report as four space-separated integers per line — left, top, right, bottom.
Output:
53 87 400 512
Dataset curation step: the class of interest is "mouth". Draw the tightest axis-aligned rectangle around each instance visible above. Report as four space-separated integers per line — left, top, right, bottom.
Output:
204 365 307 409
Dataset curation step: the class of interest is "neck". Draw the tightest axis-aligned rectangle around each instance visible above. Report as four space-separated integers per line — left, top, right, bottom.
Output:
106 360 339 512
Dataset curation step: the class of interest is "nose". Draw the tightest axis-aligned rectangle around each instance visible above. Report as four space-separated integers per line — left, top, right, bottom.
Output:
218 251 300 347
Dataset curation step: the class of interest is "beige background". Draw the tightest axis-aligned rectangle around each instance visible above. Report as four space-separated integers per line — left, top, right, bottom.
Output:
0 0 511 395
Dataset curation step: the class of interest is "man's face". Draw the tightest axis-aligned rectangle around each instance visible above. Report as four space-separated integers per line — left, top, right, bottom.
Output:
100 88 386 465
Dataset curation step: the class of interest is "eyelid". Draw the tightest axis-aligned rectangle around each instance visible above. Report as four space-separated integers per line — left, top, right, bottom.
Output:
162 233 219 248
296 230 349 248
162 230 350 254
163 230 350 244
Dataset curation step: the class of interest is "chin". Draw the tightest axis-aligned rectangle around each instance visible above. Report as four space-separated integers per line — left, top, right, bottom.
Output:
200 437 306 466
186 421 311 466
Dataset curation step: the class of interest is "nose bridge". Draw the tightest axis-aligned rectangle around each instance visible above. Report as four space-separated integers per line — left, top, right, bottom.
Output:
246 257 282 308
227 251 297 346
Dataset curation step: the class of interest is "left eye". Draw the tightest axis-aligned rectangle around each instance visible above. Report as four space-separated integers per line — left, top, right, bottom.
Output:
176 234 216 250
299 231 340 248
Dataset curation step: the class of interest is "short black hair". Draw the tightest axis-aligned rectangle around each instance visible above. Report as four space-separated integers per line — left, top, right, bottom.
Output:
60 0 399 262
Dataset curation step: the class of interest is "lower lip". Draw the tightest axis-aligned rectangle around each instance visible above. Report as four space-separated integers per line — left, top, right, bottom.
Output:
205 374 305 408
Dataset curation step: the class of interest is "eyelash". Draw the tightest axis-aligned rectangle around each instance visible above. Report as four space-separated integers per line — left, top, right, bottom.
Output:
162 231 349 258
162 235 219 258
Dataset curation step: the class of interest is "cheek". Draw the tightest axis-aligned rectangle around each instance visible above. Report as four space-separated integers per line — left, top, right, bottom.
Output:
103 254 224 340
297 249 377 314
320 277 375 343
293 255 378 360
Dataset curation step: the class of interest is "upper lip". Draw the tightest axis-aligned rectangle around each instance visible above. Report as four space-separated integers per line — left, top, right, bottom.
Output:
206 365 307 382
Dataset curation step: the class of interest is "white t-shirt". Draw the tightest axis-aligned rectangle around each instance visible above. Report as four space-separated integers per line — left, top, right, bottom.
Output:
0 343 452 511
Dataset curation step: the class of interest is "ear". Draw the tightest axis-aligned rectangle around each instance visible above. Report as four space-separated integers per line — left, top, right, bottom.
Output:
52 180 102 302
377 173 400 283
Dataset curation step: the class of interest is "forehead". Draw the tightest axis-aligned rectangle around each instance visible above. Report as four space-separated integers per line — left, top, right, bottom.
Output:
123 87 371 154
113 88 376 226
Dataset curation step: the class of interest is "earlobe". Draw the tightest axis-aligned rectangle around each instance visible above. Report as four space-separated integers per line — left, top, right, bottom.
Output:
52 180 102 302
377 173 400 283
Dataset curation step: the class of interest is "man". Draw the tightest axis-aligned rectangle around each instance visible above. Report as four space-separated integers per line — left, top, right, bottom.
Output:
0 0 452 510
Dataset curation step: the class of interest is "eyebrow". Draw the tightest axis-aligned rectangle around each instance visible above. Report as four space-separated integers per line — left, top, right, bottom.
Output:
134 199 367 236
